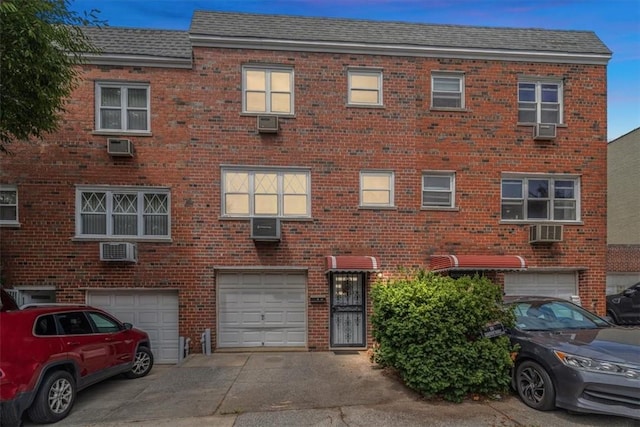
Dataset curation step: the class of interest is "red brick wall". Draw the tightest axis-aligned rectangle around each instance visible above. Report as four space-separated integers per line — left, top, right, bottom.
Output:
607 245 640 272
0 47 608 351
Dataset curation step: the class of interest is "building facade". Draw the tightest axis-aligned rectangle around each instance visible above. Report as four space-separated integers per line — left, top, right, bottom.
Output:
0 11 611 362
607 127 640 294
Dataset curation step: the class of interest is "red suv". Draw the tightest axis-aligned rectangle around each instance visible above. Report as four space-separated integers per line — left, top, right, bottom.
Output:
0 291 153 426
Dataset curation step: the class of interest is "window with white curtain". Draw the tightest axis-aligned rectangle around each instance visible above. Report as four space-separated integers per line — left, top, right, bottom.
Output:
76 187 170 238
242 66 294 114
96 82 150 132
0 185 18 225
360 171 394 208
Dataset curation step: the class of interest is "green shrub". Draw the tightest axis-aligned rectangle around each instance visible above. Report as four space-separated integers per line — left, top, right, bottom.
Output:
371 271 516 402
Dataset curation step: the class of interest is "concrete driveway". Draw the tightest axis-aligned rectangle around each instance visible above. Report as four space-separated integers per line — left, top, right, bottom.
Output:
25 351 637 427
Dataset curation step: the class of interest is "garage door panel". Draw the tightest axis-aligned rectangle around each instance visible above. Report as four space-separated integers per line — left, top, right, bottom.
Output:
505 273 577 301
114 294 136 306
87 291 178 364
218 272 307 348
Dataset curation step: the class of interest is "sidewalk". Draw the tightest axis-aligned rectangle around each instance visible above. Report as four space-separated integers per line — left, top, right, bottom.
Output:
34 352 637 427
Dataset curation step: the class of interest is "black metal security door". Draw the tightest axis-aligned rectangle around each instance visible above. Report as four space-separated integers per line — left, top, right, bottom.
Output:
330 273 366 347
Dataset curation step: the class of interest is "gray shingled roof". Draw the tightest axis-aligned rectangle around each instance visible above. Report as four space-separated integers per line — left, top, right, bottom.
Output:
190 11 611 55
81 26 191 60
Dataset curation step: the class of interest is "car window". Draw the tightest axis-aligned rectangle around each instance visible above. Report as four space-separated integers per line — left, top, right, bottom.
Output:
87 311 121 333
34 315 57 336
513 301 608 331
56 312 94 335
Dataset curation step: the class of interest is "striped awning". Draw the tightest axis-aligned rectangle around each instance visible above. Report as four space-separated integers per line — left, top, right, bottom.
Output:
325 256 381 272
429 255 527 272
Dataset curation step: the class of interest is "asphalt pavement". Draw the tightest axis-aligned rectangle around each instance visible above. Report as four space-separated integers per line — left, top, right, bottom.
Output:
25 351 639 427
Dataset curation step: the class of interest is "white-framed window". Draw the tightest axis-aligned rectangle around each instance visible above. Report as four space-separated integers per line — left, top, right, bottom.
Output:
501 175 579 222
422 172 455 208
348 69 382 106
95 82 150 132
243 66 294 114
222 168 310 217
76 187 170 238
0 185 18 225
431 73 464 109
360 171 394 208
518 80 563 124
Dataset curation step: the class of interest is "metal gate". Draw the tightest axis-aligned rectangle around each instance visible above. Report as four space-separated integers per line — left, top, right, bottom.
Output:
330 272 366 347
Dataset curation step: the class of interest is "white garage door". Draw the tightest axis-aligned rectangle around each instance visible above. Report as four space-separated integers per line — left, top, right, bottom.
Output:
504 272 577 301
87 290 179 364
218 272 306 348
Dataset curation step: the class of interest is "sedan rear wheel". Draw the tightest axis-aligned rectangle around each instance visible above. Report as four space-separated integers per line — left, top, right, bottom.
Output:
515 360 556 411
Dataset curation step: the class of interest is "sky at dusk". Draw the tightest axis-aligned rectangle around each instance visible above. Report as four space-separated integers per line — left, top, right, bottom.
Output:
70 0 640 141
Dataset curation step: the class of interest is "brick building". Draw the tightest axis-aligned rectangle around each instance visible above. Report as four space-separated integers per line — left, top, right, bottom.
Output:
0 11 611 362
607 127 640 294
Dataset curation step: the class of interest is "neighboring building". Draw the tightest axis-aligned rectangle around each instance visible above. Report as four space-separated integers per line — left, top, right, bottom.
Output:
607 127 640 294
0 11 611 362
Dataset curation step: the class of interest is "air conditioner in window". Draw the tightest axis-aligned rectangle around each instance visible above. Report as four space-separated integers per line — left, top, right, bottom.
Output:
529 224 563 243
533 123 556 140
251 218 281 241
107 138 134 157
100 242 138 262
257 116 279 133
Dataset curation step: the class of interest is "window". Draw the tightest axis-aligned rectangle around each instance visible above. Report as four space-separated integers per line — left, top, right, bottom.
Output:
88 312 121 333
422 172 455 208
96 82 150 132
57 312 93 335
518 80 562 124
76 187 170 238
501 175 579 222
243 66 293 114
348 69 382 106
360 171 394 208
222 168 310 217
432 73 464 109
0 185 18 225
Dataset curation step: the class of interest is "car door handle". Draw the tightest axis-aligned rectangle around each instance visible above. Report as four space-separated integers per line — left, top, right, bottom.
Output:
67 342 80 346
105 337 113 342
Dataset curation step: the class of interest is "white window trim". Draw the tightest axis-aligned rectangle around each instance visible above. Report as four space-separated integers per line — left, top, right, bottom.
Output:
221 167 311 218
0 184 19 226
360 170 395 208
75 186 171 239
422 172 456 208
500 174 580 222
431 72 465 109
95 82 151 133
347 68 383 106
517 79 564 124
242 66 295 115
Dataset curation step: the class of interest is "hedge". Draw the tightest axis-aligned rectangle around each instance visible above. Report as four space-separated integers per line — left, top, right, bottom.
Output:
370 271 516 402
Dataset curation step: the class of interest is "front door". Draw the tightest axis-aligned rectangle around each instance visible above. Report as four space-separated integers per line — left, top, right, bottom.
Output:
330 273 366 347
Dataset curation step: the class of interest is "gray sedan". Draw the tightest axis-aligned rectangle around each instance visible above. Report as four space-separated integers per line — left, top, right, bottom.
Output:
505 296 640 421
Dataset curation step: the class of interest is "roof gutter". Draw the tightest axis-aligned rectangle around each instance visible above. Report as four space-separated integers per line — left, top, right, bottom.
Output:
189 35 612 65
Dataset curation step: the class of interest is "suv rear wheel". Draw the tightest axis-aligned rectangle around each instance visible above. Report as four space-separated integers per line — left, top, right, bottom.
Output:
125 346 153 379
27 370 76 424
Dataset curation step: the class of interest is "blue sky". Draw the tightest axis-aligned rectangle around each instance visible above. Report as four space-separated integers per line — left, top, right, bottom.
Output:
70 0 640 141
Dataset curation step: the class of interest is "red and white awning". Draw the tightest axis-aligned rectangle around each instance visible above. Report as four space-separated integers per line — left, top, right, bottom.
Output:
325 256 381 272
429 255 527 272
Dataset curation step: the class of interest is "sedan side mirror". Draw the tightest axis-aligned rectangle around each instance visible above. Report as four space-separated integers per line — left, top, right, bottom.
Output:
123 322 133 330
622 289 637 298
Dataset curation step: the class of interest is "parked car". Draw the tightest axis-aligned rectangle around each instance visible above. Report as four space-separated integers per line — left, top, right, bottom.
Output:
504 296 640 420
0 300 153 426
606 282 640 325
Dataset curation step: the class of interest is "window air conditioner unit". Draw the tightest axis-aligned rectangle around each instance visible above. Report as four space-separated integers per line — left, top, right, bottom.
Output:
529 224 563 243
257 116 279 133
533 123 556 140
107 138 134 157
251 217 281 241
100 242 138 262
